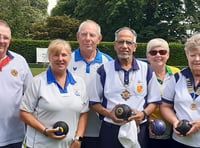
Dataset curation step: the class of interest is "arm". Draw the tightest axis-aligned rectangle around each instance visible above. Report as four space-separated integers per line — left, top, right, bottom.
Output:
19 110 65 139
131 103 157 125
160 102 180 135
70 112 88 148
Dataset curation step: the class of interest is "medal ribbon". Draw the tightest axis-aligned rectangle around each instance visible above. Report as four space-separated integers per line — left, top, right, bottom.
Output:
186 78 200 101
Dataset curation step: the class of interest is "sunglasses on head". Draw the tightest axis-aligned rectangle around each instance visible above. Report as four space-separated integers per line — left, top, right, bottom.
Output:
149 50 168 56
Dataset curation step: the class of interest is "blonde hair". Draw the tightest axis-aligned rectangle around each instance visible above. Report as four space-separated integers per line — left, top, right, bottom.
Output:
184 33 200 53
146 38 169 53
47 39 71 59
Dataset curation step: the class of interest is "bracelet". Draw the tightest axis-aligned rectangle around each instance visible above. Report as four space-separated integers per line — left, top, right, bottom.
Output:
142 110 148 120
43 127 48 136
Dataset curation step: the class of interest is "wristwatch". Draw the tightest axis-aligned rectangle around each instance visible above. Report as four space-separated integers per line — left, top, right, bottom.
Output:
73 136 83 142
142 110 148 120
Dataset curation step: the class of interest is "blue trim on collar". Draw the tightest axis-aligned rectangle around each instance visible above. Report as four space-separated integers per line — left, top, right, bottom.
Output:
114 57 139 71
181 67 194 83
46 67 76 93
74 48 103 63
7 50 14 59
73 48 103 73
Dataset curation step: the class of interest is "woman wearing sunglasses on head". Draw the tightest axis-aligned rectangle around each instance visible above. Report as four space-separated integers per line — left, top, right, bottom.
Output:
146 38 180 148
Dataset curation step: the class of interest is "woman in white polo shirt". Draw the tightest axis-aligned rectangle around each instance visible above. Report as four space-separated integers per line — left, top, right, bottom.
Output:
19 39 88 148
160 33 200 148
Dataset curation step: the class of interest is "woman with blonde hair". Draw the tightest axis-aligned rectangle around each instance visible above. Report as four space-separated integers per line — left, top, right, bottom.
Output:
19 39 88 148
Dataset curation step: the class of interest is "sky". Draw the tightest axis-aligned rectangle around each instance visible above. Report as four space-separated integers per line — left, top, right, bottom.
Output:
47 0 58 15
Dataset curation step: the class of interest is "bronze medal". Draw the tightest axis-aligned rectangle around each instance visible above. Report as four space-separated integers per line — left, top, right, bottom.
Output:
190 102 197 110
121 89 130 101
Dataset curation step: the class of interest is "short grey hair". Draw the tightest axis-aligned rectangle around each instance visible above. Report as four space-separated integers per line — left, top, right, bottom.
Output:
146 38 169 53
184 33 200 53
77 19 101 35
114 27 137 42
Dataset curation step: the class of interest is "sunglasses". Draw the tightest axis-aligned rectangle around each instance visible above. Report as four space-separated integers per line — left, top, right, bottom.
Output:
149 50 168 56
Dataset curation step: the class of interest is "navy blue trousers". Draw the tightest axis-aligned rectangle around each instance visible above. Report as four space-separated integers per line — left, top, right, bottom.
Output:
99 121 149 148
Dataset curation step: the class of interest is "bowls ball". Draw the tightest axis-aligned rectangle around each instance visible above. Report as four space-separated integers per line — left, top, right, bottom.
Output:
176 119 192 136
53 121 69 136
151 119 166 136
115 104 132 120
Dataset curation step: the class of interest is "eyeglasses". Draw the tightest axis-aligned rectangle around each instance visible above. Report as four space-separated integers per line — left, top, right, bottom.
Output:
149 50 168 56
115 40 135 46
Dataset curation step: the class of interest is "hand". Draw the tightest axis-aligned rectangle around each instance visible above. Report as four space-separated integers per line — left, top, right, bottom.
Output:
110 105 127 124
148 119 156 136
186 120 200 136
70 140 81 148
131 110 145 125
44 127 66 140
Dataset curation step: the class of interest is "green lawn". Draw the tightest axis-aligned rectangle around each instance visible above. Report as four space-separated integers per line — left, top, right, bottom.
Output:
31 68 46 76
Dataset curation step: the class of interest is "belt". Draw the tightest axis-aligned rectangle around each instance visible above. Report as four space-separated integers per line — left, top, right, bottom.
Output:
102 121 120 127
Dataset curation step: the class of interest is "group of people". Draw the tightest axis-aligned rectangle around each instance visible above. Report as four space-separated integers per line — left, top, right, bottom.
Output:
1 18 200 148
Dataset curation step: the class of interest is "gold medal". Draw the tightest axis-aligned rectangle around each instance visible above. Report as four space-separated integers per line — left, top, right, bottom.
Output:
186 78 200 110
190 102 197 110
121 89 130 100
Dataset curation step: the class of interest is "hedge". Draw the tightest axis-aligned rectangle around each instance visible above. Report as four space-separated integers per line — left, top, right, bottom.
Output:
9 39 187 66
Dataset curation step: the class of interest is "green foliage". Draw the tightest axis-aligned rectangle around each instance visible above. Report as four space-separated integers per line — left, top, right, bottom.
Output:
0 0 48 38
30 15 80 40
50 0 200 42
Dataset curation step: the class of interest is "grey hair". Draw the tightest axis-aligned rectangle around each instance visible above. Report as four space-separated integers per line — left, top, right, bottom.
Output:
114 27 137 42
77 19 101 35
146 38 170 53
184 33 200 53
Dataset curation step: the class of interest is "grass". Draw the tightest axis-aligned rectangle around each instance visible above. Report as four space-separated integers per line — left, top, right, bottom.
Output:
31 68 47 76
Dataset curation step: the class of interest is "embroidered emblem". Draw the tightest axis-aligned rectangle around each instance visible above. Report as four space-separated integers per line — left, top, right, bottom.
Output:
11 69 18 77
73 67 77 71
136 82 143 94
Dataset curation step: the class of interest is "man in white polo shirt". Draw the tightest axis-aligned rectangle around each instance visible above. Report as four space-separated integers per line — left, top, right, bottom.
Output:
89 27 161 148
0 20 33 148
68 20 112 148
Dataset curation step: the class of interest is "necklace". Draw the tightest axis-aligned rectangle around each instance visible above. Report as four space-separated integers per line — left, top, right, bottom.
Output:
186 78 200 110
118 71 134 101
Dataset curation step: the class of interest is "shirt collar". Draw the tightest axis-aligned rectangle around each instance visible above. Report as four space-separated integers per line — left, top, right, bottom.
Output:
74 48 103 63
114 57 139 71
165 65 173 75
46 67 76 85
7 50 14 59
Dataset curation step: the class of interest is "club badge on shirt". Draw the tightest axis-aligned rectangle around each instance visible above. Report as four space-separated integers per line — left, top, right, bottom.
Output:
135 82 143 94
11 69 18 77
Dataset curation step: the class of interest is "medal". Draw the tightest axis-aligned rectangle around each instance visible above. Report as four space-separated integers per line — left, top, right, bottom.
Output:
186 78 200 110
121 89 131 100
118 71 134 101
190 102 197 110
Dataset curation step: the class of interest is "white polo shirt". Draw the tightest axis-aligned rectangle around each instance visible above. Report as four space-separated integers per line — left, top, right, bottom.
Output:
0 50 33 146
162 67 200 147
20 68 88 148
90 58 161 125
68 48 112 137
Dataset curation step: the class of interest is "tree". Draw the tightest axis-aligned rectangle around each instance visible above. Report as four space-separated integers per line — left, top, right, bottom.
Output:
0 0 48 38
30 15 80 40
